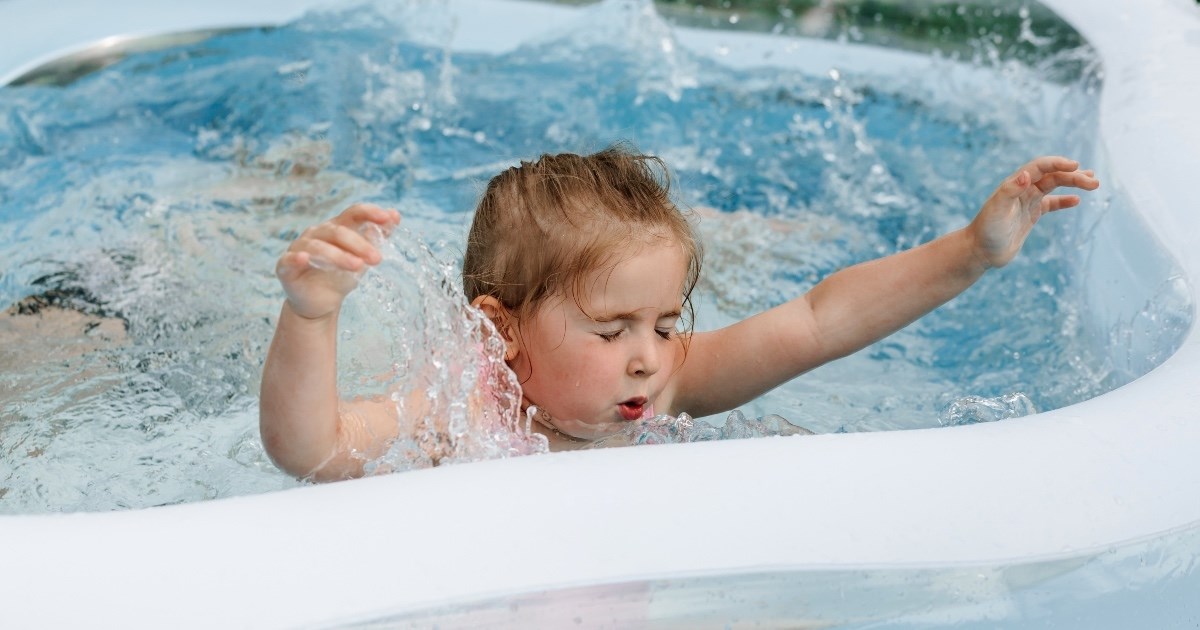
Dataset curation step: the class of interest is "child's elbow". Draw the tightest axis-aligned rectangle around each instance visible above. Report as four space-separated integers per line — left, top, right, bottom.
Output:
260 426 360 483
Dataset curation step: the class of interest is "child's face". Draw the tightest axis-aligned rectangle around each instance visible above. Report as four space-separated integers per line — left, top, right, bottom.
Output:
510 238 689 440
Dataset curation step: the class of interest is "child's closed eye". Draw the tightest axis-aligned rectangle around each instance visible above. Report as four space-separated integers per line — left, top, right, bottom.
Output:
595 323 675 342
597 328 673 341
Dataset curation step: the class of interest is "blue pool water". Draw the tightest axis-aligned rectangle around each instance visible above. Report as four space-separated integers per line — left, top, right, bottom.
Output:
0 1 1187 513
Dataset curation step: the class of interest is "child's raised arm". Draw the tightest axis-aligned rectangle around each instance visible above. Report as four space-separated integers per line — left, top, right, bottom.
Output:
671 156 1100 418
260 203 403 481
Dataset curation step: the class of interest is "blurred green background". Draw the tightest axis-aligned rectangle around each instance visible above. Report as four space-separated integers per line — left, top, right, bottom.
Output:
560 0 1086 64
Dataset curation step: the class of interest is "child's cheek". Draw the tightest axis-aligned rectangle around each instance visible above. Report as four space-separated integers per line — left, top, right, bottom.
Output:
568 345 616 387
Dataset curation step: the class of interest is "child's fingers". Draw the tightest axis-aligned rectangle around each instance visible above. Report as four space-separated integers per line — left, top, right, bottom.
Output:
1023 156 1080 180
1034 170 1101 194
1041 194 1081 213
1004 169 1032 195
336 203 402 228
306 221 383 264
275 251 311 282
378 209 402 235
303 238 366 271
336 202 385 223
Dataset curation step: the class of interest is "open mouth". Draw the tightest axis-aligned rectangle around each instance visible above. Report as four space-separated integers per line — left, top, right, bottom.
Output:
618 397 651 422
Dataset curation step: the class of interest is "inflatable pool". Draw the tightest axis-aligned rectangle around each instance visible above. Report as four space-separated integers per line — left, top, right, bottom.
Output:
1 0 1197 626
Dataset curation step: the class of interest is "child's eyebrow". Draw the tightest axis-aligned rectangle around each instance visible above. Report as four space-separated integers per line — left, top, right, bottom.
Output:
591 309 682 323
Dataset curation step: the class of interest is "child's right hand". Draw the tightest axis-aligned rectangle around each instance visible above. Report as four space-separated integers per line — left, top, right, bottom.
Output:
967 157 1099 270
275 203 401 320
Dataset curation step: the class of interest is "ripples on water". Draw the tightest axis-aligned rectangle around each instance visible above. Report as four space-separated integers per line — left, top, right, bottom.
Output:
0 0 1186 513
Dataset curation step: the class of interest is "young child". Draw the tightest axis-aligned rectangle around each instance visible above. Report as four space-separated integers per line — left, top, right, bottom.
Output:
260 146 1099 481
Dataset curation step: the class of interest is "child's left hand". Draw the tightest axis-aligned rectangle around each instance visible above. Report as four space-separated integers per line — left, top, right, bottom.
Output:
969 156 1100 269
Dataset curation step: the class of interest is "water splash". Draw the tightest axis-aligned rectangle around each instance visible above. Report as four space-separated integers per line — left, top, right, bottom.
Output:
335 220 548 473
588 410 813 448
1105 274 1193 383
516 0 699 103
939 392 1037 427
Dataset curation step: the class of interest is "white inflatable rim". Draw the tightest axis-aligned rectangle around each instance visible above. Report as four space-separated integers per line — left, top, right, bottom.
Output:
0 0 1196 626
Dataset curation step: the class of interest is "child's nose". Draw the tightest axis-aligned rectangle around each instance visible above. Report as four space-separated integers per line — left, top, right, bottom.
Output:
629 335 662 377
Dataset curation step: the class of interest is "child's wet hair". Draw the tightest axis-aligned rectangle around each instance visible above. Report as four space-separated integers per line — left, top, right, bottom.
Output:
463 143 703 339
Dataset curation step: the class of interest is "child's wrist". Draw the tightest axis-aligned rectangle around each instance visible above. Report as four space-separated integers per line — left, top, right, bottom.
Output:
282 299 339 325
959 226 993 275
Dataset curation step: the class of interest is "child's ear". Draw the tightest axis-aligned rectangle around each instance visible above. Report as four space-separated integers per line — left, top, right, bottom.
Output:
470 295 519 361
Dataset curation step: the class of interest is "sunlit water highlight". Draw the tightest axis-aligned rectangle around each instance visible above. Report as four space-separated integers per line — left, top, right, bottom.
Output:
0 0 1189 513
